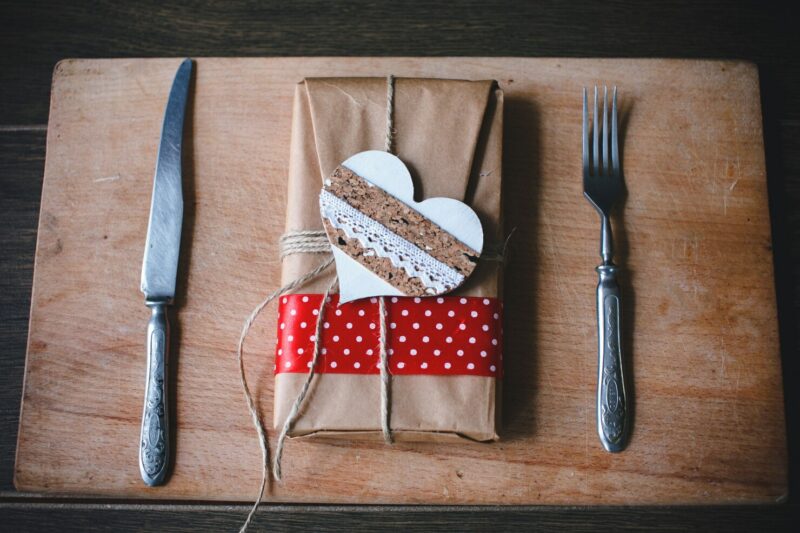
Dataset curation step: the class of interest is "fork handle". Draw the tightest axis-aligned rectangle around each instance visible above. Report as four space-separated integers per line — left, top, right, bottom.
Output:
595 264 628 452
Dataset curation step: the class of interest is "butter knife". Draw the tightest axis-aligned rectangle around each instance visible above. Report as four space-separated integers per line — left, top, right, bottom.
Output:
139 58 192 486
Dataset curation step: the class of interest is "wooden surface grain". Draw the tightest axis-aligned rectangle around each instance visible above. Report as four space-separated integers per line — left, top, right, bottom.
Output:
13 57 786 505
1 0 798 530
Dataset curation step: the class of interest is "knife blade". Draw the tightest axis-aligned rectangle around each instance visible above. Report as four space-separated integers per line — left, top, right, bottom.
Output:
139 58 192 486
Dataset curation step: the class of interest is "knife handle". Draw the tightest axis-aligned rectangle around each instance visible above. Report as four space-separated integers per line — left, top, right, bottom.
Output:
595 264 628 452
140 300 170 486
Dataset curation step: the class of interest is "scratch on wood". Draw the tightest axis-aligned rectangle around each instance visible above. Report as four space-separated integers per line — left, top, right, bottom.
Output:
94 175 120 183
134 76 151 97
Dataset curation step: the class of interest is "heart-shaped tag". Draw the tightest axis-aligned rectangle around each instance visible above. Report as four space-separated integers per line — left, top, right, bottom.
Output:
319 150 483 303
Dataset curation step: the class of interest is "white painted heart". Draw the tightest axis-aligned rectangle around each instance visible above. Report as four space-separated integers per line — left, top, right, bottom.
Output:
319 150 483 303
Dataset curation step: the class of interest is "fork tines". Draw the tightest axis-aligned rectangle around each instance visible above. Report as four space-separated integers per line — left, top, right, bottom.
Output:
582 85 619 178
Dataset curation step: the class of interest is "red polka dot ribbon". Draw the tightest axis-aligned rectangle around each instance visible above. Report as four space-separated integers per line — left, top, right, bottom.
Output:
274 294 503 377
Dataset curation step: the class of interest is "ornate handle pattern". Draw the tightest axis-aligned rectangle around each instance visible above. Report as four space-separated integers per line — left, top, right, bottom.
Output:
596 264 628 452
140 302 170 486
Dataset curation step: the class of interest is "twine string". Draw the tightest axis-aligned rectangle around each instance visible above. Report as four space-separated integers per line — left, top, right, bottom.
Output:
272 275 338 481
378 74 396 443
238 75 398 531
236 255 333 532
279 230 332 258
272 232 511 263
378 296 392 443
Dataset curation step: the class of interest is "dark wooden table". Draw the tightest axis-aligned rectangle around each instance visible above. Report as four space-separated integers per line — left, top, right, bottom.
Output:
1 1 798 530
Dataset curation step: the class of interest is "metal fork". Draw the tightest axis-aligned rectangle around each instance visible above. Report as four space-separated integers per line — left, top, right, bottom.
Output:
583 86 628 452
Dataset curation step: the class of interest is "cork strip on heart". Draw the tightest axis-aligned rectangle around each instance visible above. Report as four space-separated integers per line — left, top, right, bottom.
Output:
326 165 480 275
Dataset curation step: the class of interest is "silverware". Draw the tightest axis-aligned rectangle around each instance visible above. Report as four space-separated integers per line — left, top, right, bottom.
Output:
139 58 192 485
582 86 629 452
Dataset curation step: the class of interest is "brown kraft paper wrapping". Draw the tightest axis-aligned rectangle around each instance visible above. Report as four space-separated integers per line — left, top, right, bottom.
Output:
275 77 503 442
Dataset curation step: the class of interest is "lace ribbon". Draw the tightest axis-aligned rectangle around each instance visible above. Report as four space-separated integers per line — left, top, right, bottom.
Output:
320 189 465 294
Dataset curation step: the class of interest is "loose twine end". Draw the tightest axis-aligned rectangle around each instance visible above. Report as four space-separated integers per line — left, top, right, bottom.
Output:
236 256 333 530
239 74 398 531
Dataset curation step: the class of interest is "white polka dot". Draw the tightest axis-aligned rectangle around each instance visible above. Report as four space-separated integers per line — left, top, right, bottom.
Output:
331 361 338 368
444 362 452 369
421 362 428 369
369 323 376 330
483 298 490 305
366 349 373 355
469 337 476 344
457 349 464 356
480 350 487 357
460 298 467 304
390 322 397 329
482 324 489 331
282 297 287 304
302 296 309 302
343 348 350 355
425 309 432 317
370 297 377 304
399 335 406 342
448 310 455 317
459 323 466 330
422 336 430 343
412 322 420 329
436 323 444 330
391 297 398 303
284 361 291 368
307 361 313 368
493 313 500 320
445 336 453 343
490 365 496 372
436 297 444 304
356 335 363 342
290 309 296 316
414 297 421 303
354 362 361 369
312 309 319 316
309 335 316 342
300 321 307 329
324 322 330 329
297 348 304 355
492 338 498 346
410 349 417 355
335 309 342 316
471 310 478 318
389 348 394 355
397 362 406 369
322 348 328 354
467 363 475 370
401 309 409 316
280 323 285 330
358 309 366 316
278 349 283 355
287 335 293 342
333 335 340 342
434 349 441 356
346 322 353 329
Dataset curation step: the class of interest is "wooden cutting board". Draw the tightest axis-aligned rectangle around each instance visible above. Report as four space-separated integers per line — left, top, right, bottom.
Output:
15 58 787 504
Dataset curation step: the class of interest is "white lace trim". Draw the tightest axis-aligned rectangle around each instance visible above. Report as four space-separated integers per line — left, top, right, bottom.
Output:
320 190 465 294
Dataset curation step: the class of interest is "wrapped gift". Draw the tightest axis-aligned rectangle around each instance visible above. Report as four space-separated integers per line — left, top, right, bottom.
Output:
274 77 504 442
